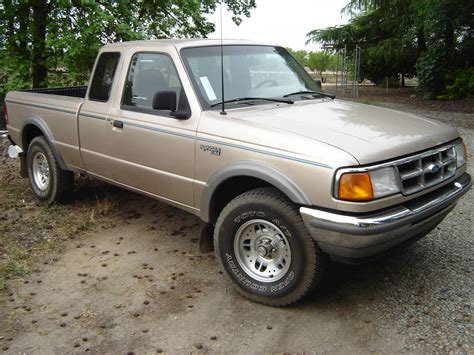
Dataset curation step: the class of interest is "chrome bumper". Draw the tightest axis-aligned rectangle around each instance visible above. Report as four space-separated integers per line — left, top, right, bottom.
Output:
300 173 471 261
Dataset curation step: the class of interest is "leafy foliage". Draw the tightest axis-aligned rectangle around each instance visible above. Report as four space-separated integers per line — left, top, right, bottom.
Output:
286 48 337 81
307 0 474 98
415 43 447 99
286 48 309 67
437 67 474 100
0 1 256 92
307 52 335 81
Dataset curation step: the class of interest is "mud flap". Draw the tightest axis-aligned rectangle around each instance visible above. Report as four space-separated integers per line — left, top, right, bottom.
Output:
20 154 27 178
199 223 214 253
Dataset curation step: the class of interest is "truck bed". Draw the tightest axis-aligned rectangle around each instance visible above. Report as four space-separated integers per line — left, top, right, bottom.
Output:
2 86 86 129
20 85 88 98
6 88 86 170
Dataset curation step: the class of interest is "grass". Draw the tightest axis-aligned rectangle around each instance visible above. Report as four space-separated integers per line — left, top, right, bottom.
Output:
0 252 28 290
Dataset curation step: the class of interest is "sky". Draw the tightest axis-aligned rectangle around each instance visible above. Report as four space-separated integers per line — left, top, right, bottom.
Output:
206 0 350 51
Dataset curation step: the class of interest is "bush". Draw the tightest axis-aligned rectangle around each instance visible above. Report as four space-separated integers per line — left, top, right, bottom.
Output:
416 44 447 99
437 67 474 100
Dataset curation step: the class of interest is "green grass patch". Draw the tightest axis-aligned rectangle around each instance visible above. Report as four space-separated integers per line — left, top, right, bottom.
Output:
0 252 28 290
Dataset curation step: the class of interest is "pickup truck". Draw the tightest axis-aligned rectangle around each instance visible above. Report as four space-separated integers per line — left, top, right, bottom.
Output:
4 39 471 306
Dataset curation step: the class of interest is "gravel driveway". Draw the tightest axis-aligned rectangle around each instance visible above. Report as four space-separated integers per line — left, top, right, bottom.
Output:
0 105 472 353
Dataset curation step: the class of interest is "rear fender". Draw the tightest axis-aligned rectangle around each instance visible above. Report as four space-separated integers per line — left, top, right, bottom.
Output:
21 116 68 171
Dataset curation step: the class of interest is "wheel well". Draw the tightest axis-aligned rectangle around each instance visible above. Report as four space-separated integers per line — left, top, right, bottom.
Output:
22 124 44 152
209 176 276 224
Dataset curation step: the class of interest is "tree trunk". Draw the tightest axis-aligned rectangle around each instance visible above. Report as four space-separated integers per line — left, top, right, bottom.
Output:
31 0 48 88
401 73 405 87
444 21 454 49
444 9 455 67
416 28 427 53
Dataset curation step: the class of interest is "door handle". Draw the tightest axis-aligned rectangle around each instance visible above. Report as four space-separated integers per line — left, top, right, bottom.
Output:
113 120 124 129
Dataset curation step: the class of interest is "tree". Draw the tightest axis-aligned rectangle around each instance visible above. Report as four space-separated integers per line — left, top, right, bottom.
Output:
286 48 309 67
412 0 474 97
307 51 334 82
286 48 337 81
307 0 474 98
307 1 418 86
0 1 256 90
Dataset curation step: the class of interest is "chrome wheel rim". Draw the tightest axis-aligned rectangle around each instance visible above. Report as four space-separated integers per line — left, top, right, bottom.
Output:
234 219 291 283
32 152 50 191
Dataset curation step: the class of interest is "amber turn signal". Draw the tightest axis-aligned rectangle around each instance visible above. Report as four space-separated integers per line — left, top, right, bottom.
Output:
338 172 374 201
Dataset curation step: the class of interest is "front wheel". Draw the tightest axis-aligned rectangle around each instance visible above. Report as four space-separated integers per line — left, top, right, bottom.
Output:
214 188 327 306
27 136 74 204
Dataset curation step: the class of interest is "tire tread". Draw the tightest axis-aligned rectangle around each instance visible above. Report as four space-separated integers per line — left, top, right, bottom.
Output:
214 187 327 306
27 136 73 204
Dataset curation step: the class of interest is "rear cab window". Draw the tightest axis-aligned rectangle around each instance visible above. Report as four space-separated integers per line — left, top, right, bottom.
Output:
89 52 121 102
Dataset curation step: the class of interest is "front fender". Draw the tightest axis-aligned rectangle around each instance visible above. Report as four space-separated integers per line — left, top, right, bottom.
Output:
201 160 312 222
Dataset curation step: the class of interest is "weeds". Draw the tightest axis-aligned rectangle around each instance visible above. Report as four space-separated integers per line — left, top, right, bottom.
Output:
0 251 28 290
95 195 118 216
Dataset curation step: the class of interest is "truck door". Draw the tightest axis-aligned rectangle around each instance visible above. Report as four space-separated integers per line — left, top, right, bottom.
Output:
105 51 197 207
78 51 121 178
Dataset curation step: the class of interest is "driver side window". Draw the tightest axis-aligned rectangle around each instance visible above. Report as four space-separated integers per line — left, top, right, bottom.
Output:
123 52 182 111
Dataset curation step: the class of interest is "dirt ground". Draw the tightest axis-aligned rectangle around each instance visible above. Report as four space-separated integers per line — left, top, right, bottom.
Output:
0 199 405 353
324 85 474 116
0 94 473 353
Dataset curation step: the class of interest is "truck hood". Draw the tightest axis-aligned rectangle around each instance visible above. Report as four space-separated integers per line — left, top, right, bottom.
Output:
228 99 459 165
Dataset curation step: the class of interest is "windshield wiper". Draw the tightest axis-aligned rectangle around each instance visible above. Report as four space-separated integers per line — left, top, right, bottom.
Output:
283 90 335 99
210 97 294 107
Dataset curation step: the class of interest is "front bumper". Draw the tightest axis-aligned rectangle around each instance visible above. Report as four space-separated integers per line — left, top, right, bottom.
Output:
300 173 471 262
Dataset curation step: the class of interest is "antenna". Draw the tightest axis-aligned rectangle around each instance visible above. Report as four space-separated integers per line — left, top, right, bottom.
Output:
219 1 227 115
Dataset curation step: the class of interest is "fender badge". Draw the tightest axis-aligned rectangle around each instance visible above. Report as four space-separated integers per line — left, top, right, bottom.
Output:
200 144 221 156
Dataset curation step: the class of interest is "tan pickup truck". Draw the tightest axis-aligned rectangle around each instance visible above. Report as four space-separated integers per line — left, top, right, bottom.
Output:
4 39 471 306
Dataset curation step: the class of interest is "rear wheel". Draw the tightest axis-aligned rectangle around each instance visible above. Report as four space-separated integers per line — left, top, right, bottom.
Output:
214 187 328 306
27 136 73 204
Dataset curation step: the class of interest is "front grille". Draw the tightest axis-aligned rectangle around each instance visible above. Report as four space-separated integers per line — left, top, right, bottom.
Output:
396 145 457 195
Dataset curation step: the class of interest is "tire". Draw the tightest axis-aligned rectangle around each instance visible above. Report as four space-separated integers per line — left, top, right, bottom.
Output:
214 187 328 306
26 136 74 204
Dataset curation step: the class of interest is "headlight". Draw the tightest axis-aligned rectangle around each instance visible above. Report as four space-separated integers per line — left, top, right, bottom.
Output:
455 142 467 167
369 167 400 197
338 167 400 202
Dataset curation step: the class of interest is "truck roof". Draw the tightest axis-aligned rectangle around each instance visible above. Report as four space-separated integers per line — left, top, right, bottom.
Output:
102 38 279 50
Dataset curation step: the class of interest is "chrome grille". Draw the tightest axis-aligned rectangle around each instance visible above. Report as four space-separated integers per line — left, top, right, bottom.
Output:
396 145 457 195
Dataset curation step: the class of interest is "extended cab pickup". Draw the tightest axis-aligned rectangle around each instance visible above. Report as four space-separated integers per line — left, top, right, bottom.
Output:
5 39 471 306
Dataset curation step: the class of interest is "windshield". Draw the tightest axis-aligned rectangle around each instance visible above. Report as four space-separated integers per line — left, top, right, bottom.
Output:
181 45 320 109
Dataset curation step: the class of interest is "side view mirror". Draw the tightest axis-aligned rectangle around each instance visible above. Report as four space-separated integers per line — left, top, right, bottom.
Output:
152 90 191 120
153 91 177 112
314 79 322 92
